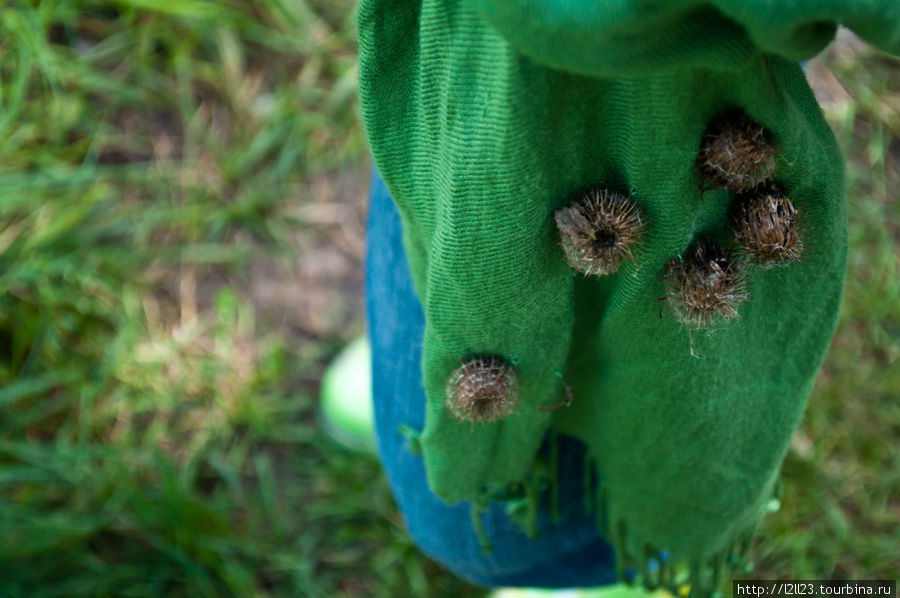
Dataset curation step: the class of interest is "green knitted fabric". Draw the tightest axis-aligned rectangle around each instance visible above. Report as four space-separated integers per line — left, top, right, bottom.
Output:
358 1 899 592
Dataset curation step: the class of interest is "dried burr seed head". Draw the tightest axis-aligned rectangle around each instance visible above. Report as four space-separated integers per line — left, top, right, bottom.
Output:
665 238 749 328
554 189 646 277
697 112 778 193
733 187 803 267
445 355 519 426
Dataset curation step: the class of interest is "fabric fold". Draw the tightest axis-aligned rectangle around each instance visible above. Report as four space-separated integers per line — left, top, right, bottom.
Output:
471 0 899 77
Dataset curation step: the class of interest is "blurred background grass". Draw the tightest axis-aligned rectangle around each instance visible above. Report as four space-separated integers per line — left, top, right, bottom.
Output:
0 2 896 597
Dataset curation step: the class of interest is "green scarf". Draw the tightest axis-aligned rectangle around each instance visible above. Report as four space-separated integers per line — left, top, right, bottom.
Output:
358 1 899 593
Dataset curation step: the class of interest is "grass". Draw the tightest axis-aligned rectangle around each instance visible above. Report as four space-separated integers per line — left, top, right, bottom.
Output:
0 3 896 596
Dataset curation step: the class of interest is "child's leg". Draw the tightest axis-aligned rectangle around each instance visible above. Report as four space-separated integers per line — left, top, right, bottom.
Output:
365 167 619 588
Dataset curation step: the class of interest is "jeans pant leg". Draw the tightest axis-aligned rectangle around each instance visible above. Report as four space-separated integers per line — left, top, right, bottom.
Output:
364 166 618 588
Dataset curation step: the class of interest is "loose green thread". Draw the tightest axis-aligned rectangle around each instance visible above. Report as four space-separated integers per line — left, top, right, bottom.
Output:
396 424 422 455
549 431 560 523
471 498 492 555
582 453 595 515
524 476 539 539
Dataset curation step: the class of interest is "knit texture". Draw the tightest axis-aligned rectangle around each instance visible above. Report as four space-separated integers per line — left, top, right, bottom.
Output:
358 1 899 593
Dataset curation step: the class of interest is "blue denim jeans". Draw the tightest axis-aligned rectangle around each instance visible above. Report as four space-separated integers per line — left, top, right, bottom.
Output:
365 167 618 588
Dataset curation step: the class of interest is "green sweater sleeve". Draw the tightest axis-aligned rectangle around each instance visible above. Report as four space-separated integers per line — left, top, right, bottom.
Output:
471 0 900 76
358 1 897 594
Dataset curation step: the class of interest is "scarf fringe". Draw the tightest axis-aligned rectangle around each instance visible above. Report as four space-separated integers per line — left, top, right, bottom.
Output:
478 443 780 598
597 486 767 598
407 419 779 593
594 451 778 598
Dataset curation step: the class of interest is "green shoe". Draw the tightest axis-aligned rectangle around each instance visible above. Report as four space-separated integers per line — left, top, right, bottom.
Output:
490 583 673 598
319 336 376 452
